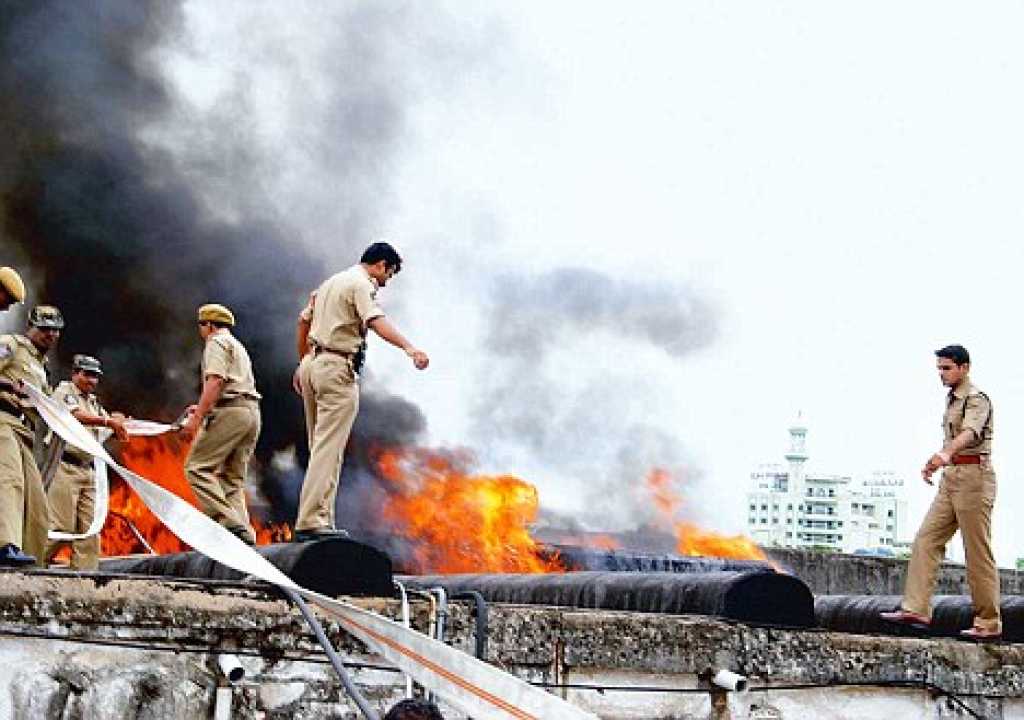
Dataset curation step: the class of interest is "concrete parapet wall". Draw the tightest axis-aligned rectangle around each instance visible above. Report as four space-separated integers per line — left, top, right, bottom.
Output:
766 547 1024 596
1 569 1023 718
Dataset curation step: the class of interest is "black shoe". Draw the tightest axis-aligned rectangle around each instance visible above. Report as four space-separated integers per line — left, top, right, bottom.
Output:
0 544 36 567
293 528 350 543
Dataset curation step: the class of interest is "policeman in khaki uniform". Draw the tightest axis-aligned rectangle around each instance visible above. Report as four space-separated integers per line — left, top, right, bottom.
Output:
882 344 1001 640
0 305 62 566
179 304 261 545
44 355 129 570
0 267 26 312
295 242 428 542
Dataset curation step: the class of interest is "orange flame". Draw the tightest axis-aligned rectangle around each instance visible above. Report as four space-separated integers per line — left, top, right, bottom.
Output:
97 434 286 557
645 469 769 562
375 448 564 574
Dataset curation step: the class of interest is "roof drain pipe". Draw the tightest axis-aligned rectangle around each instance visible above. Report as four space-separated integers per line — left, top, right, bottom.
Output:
393 581 414 699
430 586 449 644
281 587 380 720
425 586 448 705
451 591 489 660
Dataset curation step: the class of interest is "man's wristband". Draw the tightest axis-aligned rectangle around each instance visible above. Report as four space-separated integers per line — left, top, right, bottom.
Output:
937 451 951 464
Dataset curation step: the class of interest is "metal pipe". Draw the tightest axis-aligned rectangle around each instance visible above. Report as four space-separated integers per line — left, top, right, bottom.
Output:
451 591 488 660
281 587 380 720
430 586 448 644
108 511 156 554
393 581 414 699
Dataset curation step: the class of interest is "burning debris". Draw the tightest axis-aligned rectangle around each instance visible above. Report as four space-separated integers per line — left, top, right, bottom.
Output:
79 432 768 575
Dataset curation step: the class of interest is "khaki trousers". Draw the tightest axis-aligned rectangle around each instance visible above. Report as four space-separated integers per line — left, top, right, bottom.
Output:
297 353 359 532
0 420 49 565
902 464 1001 633
184 404 260 544
44 460 99 570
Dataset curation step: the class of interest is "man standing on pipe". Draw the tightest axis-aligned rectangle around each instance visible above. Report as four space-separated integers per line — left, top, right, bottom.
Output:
179 304 262 546
0 304 62 567
294 242 428 542
43 354 129 570
881 344 1001 640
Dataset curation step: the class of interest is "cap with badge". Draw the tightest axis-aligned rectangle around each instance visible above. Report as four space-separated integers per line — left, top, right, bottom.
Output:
0 267 25 303
197 303 235 327
28 305 64 330
72 354 103 376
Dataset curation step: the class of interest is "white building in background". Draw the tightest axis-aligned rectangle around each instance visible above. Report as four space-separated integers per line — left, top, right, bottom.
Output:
747 419 909 554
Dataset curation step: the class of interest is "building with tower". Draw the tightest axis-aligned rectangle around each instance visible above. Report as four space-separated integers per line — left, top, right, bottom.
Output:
747 418 909 553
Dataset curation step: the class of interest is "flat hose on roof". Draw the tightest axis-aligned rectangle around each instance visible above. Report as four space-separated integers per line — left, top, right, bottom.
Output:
399 571 816 628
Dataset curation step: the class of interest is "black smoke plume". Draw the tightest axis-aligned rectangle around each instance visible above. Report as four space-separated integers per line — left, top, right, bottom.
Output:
0 1 433 523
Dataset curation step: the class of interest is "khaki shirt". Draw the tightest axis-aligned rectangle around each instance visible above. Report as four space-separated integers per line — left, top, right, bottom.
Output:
308 265 385 354
54 380 108 461
0 334 49 432
202 330 261 402
944 378 993 455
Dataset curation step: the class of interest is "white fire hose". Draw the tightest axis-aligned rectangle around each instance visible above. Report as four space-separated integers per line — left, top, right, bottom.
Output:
25 383 597 720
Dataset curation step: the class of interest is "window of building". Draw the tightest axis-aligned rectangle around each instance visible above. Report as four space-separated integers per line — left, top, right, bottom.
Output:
787 504 793 511
749 504 756 511
786 532 792 538
761 504 768 511
761 518 767 524
786 518 792 524
887 510 894 517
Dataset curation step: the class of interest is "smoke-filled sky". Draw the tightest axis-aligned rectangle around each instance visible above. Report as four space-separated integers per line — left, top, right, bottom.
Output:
5 1 1024 564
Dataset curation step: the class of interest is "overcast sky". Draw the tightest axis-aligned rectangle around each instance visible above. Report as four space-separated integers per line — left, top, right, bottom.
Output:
145 2 1024 564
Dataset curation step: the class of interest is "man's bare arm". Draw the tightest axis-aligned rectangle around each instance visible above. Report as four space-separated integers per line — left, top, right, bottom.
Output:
367 316 429 369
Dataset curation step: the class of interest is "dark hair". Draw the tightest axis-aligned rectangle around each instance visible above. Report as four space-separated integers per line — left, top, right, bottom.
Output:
935 344 970 366
360 242 402 273
383 698 444 720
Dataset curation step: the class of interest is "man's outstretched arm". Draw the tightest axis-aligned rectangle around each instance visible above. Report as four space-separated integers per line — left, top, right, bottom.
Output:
367 316 429 369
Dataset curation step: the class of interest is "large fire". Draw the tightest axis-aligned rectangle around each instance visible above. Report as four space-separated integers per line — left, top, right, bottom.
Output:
374 448 564 574
645 468 768 561
89 434 289 558
73 434 764 573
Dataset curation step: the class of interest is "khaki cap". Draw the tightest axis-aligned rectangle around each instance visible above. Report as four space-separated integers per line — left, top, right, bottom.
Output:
197 303 235 327
0 267 26 303
73 354 103 375
29 304 65 329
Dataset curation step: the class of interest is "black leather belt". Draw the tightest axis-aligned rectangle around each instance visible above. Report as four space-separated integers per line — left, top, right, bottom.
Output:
313 345 353 358
215 396 260 409
61 452 91 468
